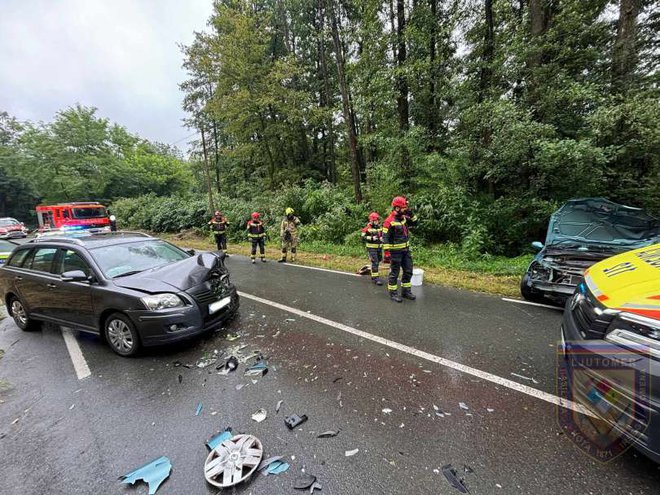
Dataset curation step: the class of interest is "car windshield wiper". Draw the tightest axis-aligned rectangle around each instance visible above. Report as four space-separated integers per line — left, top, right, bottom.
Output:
113 269 145 279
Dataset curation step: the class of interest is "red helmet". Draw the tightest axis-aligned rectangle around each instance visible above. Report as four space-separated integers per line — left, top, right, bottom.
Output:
368 212 380 222
391 196 408 209
251 212 260 220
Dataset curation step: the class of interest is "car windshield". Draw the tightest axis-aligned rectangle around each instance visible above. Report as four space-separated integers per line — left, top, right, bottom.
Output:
89 240 190 278
0 218 18 226
0 240 16 251
72 207 107 219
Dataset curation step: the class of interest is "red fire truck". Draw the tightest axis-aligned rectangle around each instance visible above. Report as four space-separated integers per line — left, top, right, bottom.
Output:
36 202 111 232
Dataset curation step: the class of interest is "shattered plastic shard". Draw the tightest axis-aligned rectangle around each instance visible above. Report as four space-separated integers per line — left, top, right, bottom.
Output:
442 464 470 493
204 434 263 488
225 333 241 341
196 356 217 368
345 449 359 457
459 402 469 410
195 402 203 416
206 429 233 450
382 408 392 415
276 400 284 413
310 481 322 493
226 356 239 371
293 473 317 490
266 460 290 475
120 456 172 495
257 456 283 473
245 362 269 377
317 430 339 438
252 408 267 423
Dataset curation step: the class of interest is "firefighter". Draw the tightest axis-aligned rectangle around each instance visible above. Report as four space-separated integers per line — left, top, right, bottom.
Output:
247 212 267 264
208 210 229 255
278 207 301 263
361 212 383 285
382 196 418 302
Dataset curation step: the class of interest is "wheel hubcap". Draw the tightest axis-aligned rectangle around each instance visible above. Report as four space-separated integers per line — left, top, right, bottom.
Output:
11 300 27 325
107 319 133 353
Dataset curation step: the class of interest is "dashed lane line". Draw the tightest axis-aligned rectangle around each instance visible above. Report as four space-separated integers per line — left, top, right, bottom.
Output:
239 290 594 417
61 327 91 380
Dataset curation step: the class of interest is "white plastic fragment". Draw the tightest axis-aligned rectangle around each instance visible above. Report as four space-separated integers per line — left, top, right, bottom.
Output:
345 449 359 457
252 409 267 423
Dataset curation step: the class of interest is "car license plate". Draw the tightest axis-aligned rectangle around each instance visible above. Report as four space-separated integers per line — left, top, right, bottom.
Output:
209 296 232 315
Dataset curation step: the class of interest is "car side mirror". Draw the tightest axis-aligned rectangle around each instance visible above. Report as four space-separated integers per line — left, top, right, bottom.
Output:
187 249 196 256
61 270 89 282
531 241 544 251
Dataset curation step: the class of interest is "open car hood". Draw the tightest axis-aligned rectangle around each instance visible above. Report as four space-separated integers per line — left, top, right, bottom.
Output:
112 252 226 294
545 198 660 251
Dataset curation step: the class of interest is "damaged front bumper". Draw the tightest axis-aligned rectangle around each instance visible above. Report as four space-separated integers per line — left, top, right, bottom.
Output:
125 291 239 346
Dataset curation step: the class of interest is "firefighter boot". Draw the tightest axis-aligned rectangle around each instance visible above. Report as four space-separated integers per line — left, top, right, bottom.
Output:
402 288 416 301
389 290 403 303
261 257 267 263
372 277 383 286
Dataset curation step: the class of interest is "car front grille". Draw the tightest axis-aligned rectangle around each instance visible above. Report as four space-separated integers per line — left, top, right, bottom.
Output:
571 291 615 338
187 274 231 306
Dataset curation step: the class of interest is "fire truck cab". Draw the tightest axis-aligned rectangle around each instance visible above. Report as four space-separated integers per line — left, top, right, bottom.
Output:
36 202 111 232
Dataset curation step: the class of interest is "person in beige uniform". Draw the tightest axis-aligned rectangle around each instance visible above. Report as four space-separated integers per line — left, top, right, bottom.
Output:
278 207 301 263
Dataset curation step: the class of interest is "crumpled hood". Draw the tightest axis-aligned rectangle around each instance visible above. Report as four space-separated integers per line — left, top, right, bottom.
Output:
545 198 660 249
112 252 225 294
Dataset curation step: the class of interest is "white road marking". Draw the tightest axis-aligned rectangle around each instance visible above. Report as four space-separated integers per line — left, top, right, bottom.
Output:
279 261 359 277
61 328 91 380
239 291 595 417
501 297 562 311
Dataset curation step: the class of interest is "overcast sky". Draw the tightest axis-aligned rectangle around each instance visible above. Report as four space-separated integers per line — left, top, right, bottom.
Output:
0 0 213 149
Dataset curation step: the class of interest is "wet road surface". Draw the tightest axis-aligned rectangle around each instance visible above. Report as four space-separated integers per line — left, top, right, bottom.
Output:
0 255 659 494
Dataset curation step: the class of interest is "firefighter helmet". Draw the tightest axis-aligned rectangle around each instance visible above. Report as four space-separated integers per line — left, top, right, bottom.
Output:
391 196 408 209
285 207 294 215
251 212 260 220
368 212 380 222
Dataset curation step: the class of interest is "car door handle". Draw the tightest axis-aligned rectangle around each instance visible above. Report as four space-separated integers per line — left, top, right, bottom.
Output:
46 283 58 289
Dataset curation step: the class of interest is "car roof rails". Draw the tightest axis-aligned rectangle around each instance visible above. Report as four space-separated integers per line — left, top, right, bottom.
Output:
28 236 86 246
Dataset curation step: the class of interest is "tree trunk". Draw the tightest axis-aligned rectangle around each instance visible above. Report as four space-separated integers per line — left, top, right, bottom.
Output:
317 0 337 183
478 0 494 103
200 127 215 213
612 0 641 92
396 0 409 133
328 1 362 203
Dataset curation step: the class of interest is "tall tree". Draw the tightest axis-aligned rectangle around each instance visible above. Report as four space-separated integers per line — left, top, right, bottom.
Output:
612 0 641 92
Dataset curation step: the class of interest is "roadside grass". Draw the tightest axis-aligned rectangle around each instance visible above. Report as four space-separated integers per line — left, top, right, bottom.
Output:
157 231 532 297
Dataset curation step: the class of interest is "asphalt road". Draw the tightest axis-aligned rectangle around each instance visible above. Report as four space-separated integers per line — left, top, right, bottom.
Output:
0 255 659 494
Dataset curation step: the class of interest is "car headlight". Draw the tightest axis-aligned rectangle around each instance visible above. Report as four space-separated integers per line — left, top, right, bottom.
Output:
605 313 660 357
141 293 185 310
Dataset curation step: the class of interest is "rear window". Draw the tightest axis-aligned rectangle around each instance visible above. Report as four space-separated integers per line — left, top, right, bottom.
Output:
7 249 30 267
72 207 106 219
0 218 19 226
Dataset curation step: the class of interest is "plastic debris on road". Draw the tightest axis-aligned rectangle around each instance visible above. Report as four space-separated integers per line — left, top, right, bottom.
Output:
511 372 539 384
204 434 263 488
257 456 283 473
317 430 339 438
195 402 203 416
225 333 241 341
284 414 308 429
345 448 359 457
293 473 318 490
382 408 392 415
120 456 172 495
245 362 268 377
252 408 267 423
196 356 217 368
266 460 290 475
206 429 233 450
442 464 470 493
459 402 469 411
310 481 322 492
276 400 284 413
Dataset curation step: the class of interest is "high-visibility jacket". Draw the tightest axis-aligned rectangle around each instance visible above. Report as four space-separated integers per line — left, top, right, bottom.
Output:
209 216 229 233
246 220 266 239
280 216 301 240
361 222 382 249
382 211 417 251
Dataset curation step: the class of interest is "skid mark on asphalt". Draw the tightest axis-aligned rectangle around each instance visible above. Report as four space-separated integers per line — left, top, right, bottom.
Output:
61 328 91 380
239 291 594 417
501 297 562 311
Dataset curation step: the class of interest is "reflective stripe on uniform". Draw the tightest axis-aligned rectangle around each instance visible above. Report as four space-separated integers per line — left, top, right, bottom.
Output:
388 284 398 291
382 242 409 250
401 282 412 288
365 243 382 249
248 233 266 238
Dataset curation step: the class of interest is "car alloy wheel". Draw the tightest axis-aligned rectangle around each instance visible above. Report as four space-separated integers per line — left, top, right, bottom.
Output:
106 318 135 355
11 299 27 326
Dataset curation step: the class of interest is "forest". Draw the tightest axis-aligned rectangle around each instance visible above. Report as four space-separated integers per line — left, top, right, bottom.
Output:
1 0 658 258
